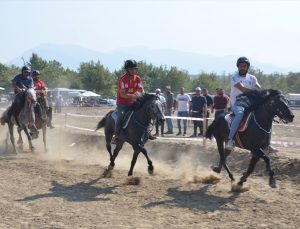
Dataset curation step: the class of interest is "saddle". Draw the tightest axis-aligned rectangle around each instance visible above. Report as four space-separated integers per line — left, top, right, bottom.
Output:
111 110 134 129
224 112 252 132
225 112 253 148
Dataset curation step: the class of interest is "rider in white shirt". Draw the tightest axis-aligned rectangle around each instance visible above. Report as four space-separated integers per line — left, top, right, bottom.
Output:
226 57 278 153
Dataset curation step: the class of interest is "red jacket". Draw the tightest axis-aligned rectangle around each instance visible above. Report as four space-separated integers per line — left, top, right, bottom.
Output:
34 79 46 95
117 73 143 105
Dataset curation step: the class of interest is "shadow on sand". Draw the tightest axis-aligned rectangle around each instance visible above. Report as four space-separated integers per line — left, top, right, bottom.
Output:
17 177 118 202
143 185 265 212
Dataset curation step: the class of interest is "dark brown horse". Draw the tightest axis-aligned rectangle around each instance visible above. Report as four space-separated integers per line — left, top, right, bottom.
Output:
2 88 38 153
17 91 48 152
205 89 294 188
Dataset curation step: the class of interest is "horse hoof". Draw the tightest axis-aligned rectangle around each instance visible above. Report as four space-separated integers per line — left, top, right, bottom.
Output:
108 164 114 170
231 182 250 193
211 166 221 174
148 166 154 175
125 177 141 185
269 178 277 188
31 147 35 153
102 169 113 178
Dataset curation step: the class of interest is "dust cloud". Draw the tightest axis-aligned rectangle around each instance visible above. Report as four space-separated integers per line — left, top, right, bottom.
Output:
1 126 219 182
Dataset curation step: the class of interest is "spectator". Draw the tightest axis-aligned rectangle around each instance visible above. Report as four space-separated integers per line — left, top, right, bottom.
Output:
189 87 207 137
153 88 166 137
164 85 174 134
202 88 213 130
55 96 64 113
213 88 229 119
174 87 191 136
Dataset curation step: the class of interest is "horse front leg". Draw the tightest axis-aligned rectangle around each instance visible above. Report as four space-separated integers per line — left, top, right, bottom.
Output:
237 154 260 187
8 123 18 154
17 127 24 150
128 146 140 176
42 125 47 152
139 145 154 175
23 126 34 152
260 151 276 188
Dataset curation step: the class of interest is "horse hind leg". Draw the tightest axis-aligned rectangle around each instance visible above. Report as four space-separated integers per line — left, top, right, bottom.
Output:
103 141 123 178
213 138 234 181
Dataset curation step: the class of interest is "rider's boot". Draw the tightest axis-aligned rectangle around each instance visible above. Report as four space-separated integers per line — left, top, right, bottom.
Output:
111 132 119 145
225 139 235 151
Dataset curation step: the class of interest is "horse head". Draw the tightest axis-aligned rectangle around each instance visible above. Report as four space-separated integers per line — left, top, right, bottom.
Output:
25 88 37 105
269 90 294 124
133 93 165 125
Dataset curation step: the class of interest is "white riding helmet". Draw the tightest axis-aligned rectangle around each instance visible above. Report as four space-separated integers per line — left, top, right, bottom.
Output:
195 87 201 91
155 88 161 93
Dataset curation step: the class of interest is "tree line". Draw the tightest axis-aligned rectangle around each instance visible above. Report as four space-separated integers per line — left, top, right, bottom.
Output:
0 53 299 97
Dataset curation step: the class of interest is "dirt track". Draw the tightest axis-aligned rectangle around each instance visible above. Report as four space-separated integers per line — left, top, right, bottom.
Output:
0 126 299 229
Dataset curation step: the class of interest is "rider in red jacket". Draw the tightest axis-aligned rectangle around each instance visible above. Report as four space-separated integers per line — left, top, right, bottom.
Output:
112 60 144 143
32 70 47 122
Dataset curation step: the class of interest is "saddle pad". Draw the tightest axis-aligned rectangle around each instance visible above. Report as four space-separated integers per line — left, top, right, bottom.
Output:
225 112 252 132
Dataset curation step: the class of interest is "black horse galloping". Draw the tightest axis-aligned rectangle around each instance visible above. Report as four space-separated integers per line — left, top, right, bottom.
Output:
96 93 165 176
205 89 294 188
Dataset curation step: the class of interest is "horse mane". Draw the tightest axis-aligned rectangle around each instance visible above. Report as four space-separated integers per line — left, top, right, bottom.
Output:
130 93 158 111
240 89 282 111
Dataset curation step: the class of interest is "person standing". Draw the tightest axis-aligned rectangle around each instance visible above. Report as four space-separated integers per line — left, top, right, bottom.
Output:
153 88 166 137
55 96 64 113
189 87 207 137
174 87 191 136
213 88 229 119
164 85 174 134
202 88 213 130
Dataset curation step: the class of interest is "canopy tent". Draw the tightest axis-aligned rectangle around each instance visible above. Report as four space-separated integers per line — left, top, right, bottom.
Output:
79 91 100 97
0 87 5 90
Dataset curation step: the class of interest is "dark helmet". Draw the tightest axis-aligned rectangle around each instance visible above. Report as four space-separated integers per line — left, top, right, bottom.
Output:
21 66 31 72
124 59 138 69
236 57 250 67
32 70 40 76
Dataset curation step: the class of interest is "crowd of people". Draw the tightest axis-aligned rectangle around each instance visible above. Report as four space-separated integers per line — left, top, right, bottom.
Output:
152 85 229 137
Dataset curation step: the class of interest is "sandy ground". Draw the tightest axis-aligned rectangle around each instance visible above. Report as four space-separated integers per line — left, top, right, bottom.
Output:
0 106 299 228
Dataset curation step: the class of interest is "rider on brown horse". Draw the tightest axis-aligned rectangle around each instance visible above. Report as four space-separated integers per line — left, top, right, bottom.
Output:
1 66 33 126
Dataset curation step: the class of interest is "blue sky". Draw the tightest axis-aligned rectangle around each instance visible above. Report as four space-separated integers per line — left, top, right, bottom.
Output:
1 0 300 68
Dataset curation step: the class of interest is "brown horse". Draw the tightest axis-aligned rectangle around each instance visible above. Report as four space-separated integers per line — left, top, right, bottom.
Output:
2 88 38 153
17 90 48 152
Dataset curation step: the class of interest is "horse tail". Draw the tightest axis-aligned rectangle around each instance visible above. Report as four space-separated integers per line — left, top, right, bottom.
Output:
95 110 114 131
205 118 217 140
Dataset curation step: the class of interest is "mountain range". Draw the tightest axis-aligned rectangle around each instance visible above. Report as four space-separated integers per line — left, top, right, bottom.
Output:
7 43 299 74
